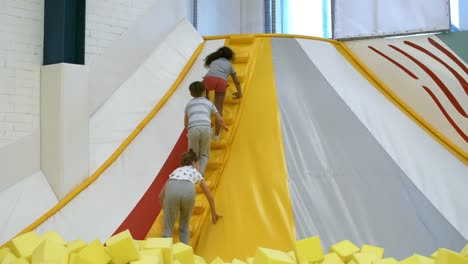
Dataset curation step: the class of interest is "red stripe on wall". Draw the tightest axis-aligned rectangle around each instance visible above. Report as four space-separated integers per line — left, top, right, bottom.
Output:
428 37 468 76
389 44 468 118
368 45 419 80
423 86 468 143
112 128 188 239
404 40 468 97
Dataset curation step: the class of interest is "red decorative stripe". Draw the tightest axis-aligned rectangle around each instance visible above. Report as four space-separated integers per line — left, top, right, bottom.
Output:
389 44 468 118
368 46 419 79
423 86 468 143
112 128 188 239
404 40 468 96
428 37 468 75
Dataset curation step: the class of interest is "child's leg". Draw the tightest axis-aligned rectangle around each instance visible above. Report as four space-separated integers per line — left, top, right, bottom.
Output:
178 181 196 245
198 127 212 174
214 91 225 137
162 181 180 239
187 127 200 155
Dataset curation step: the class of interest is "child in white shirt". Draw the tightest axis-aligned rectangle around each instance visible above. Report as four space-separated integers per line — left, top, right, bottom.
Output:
159 149 221 244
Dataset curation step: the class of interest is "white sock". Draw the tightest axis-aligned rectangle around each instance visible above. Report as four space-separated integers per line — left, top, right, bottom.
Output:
213 135 219 140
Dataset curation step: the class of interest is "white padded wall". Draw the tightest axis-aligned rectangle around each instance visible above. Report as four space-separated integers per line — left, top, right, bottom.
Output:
41 63 89 199
88 0 189 115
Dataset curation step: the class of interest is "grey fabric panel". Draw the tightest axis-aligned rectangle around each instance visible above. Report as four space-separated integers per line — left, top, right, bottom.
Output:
271 38 466 259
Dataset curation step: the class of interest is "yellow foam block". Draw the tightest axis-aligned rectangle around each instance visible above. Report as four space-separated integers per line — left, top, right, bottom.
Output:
0 248 12 261
10 231 42 259
435 248 468 264
330 240 360 263
9 258 29 264
210 257 225 264
31 239 69 264
144 237 173 264
139 248 163 259
68 252 79 264
66 239 87 253
431 250 439 260
76 239 111 264
361 244 384 259
374 258 400 264
39 231 66 245
130 255 161 264
294 235 324 263
352 252 380 264
322 252 345 264
1 250 17 263
246 257 254 264
194 254 207 264
400 254 434 264
349 260 358 264
286 251 295 261
173 242 194 264
252 247 295 264
415 255 435 264
175 261 182 264
232 258 247 264
460 244 468 257
106 230 139 264
134 240 146 251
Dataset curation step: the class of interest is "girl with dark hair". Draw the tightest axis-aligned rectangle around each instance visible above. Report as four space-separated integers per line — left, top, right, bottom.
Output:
203 46 242 140
159 149 221 244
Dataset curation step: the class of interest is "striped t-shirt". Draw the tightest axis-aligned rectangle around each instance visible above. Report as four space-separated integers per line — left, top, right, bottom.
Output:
185 97 218 129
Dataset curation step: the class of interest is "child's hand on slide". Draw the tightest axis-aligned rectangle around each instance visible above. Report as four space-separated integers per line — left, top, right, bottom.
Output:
232 92 242 99
221 123 229 131
212 213 222 224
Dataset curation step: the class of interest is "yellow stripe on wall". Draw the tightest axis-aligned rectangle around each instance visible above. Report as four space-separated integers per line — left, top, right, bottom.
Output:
194 38 296 262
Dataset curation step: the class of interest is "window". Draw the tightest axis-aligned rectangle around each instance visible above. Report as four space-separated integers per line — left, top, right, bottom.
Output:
267 0 332 38
450 0 459 31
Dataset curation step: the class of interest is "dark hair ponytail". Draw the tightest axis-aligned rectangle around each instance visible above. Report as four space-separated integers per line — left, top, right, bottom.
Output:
204 46 234 67
180 149 199 166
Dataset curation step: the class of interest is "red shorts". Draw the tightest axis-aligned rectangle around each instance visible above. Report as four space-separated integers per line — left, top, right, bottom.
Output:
203 76 228 93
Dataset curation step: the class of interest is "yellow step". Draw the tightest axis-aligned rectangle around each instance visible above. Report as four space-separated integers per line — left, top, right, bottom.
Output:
228 34 255 45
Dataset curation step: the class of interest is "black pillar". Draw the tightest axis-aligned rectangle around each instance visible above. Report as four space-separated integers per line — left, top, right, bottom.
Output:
43 0 86 65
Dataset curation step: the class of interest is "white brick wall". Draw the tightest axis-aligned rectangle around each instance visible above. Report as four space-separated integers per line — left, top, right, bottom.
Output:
0 0 162 146
0 0 43 147
85 0 159 65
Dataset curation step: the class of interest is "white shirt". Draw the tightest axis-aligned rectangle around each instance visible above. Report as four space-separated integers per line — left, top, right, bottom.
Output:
169 165 203 184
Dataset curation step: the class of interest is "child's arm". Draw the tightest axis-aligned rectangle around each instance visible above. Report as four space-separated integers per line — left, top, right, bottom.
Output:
214 112 229 131
200 180 222 224
184 114 188 128
231 73 242 99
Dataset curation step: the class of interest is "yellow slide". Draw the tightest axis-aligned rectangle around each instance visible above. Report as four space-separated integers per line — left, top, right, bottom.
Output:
196 37 296 261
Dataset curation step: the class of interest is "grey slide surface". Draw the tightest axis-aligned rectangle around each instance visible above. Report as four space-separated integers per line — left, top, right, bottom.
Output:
271 38 466 259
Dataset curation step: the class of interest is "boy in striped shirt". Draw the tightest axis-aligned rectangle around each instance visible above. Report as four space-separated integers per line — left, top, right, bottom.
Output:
184 81 228 175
